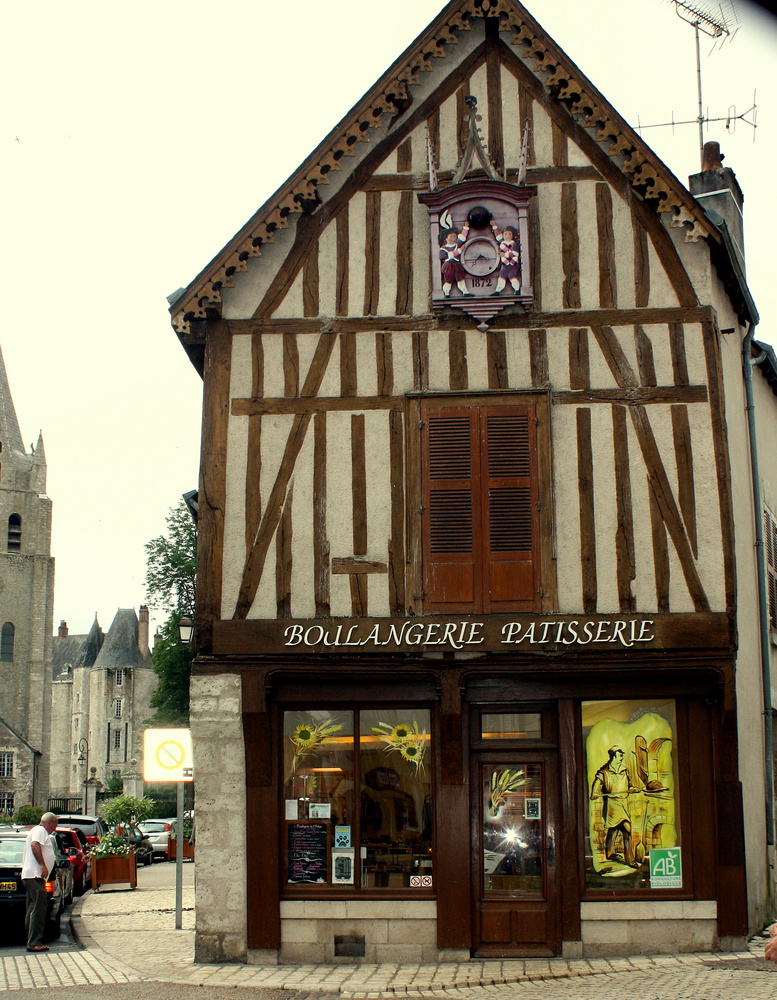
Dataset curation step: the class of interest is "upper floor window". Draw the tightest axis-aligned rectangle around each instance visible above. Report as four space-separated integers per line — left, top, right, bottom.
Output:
0 623 14 662
114 699 122 718
421 402 541 613
115 669 123 686
7 514 21 552
113 729 122 750
0 752 13 778
766 508 777 631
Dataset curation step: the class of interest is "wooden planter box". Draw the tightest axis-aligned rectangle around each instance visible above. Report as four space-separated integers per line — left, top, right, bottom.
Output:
92 849 137 889
167 837 195 861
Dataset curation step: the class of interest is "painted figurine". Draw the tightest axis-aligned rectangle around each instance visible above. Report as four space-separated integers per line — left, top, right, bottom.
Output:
490 220 521 295
439 224 472 297
590 746 641 868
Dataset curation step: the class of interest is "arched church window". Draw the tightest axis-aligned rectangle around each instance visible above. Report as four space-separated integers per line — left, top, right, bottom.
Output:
7 515 21 552
1 623 14 661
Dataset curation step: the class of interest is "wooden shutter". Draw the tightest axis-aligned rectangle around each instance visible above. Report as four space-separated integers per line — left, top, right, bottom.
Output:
766 511 777 631
422 407 480 611
482 406 539 611
422 403 540 613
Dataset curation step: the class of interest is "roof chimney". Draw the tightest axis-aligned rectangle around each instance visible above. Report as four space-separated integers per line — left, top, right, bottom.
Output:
138 604 150 655
689 140 745 271
58 620 68 638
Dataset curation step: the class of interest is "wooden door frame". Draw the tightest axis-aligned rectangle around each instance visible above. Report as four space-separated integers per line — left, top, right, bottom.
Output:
470 748 562 957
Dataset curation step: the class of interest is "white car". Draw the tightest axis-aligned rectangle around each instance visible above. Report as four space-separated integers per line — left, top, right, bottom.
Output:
138 819 175 861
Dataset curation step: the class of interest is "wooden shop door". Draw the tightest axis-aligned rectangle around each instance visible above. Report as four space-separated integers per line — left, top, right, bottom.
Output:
473 752 561 956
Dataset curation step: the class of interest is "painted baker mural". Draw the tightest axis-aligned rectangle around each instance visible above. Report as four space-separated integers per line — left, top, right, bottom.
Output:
586 713 677 878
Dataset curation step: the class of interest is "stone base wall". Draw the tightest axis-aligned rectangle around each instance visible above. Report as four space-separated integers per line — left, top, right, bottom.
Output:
279 901 438 964
580 900 718 956
191 673 247 964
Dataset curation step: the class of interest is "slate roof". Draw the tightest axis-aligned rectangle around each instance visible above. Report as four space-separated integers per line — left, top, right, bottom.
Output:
93 609 150 669
52 617 105 679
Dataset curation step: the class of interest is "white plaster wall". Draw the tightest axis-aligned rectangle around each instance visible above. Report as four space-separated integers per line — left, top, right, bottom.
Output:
271 268 304 319
532 99 553 167
289 429 316 619
318 218 338 319
327 411 356 617
392 331 416 395
590 404 619 612
377 191 400 318
575 181 601 312
501 65 523 165
465 329 489 391
348 194 367 319
537 183 562 312
552 405 584 612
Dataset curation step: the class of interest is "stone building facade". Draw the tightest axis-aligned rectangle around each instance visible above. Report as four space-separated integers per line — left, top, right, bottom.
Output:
0 345 55 813
49 607 155 800
172 0 776 962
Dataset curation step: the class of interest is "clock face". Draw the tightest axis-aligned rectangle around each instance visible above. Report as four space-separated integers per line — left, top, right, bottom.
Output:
461 236 499 276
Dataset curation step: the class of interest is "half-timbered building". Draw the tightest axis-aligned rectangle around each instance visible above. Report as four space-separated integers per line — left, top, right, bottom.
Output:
171 0 777 963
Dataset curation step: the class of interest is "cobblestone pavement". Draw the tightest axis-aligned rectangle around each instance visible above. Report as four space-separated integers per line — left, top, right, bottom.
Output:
1 862 775 998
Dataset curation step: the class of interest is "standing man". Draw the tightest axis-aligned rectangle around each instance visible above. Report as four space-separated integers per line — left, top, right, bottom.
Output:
21 812 58 952
590 747 640 868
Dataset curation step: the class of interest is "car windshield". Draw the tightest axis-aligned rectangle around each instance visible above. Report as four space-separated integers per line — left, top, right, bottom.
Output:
57 818 99 835
139 822 168 833
0 839 26 864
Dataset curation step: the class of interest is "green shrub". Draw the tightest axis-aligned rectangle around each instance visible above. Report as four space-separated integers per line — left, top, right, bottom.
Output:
13 805 43 825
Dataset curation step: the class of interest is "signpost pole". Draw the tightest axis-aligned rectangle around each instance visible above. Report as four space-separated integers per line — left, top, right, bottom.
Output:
175 779 184 929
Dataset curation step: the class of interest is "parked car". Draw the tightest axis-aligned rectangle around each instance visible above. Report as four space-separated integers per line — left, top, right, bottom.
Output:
56 825 92 895
115 824 154 865
54 814 108 846
138 819 174 861
0 832 72 942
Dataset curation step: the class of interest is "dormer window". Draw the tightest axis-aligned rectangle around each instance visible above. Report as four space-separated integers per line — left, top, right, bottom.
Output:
7 515 21 552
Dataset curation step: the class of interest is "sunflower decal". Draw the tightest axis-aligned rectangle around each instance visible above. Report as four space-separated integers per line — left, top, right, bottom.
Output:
372 719 427 771
288 717 343 774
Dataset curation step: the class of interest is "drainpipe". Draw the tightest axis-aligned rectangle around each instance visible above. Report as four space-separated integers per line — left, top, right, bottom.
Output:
742 321 775 853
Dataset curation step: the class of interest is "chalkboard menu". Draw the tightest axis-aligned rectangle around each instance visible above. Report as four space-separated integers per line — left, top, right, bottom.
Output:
287 822 328 884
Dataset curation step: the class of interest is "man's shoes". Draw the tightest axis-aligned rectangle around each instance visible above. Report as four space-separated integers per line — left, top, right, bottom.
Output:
27 945 49 952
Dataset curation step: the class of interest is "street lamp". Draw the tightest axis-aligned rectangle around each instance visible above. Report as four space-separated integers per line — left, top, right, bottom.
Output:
178 618 194 644
77 738 89 814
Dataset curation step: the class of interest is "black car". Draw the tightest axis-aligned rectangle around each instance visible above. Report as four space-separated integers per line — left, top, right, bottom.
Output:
0 832 72 943
118 825 154 866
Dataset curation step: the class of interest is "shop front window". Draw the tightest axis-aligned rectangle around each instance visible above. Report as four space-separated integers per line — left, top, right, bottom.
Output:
582 699 680 891
282 708 432 890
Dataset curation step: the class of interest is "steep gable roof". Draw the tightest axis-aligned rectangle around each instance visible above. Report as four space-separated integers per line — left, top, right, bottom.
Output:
93 608 149 669
170 0 717 348
0 344 26 455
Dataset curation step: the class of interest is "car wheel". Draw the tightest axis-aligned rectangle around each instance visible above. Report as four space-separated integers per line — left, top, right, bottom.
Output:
66 886 73 906
143 853 152 866
74 874 84 896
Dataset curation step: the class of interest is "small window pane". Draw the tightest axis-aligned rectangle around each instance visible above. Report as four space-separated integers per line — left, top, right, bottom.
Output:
359 710 432 888
481 713 541 740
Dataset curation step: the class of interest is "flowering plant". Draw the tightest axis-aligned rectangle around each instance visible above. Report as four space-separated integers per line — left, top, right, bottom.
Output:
92 832 131 858
289 718 343 774
371 719 427 771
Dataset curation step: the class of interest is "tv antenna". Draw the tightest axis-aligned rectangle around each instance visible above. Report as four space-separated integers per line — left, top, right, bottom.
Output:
636 2 755 168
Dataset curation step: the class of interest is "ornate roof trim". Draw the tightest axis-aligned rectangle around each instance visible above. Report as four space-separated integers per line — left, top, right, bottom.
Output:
170 0 715 335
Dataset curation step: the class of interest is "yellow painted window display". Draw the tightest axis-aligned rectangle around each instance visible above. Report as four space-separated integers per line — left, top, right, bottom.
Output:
582 699 680 889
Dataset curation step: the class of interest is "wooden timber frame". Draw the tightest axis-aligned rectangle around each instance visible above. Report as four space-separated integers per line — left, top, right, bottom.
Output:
191 308 748 953
180 0 756 962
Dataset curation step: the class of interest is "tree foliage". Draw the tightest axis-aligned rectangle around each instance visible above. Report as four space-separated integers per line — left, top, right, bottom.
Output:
101 795 154 842
149 612 193 725
144 501 197 617
145 501 197 726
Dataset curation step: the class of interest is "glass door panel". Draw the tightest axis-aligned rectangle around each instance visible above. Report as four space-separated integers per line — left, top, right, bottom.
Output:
483 763 544 894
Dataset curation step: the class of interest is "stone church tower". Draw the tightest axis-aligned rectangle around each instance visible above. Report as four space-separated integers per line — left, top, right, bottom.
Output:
0 344 55 812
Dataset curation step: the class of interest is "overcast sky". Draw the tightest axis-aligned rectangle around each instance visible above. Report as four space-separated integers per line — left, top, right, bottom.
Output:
1 0 775 637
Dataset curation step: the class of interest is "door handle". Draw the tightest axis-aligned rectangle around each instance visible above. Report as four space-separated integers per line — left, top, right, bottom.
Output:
545 835 554 867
